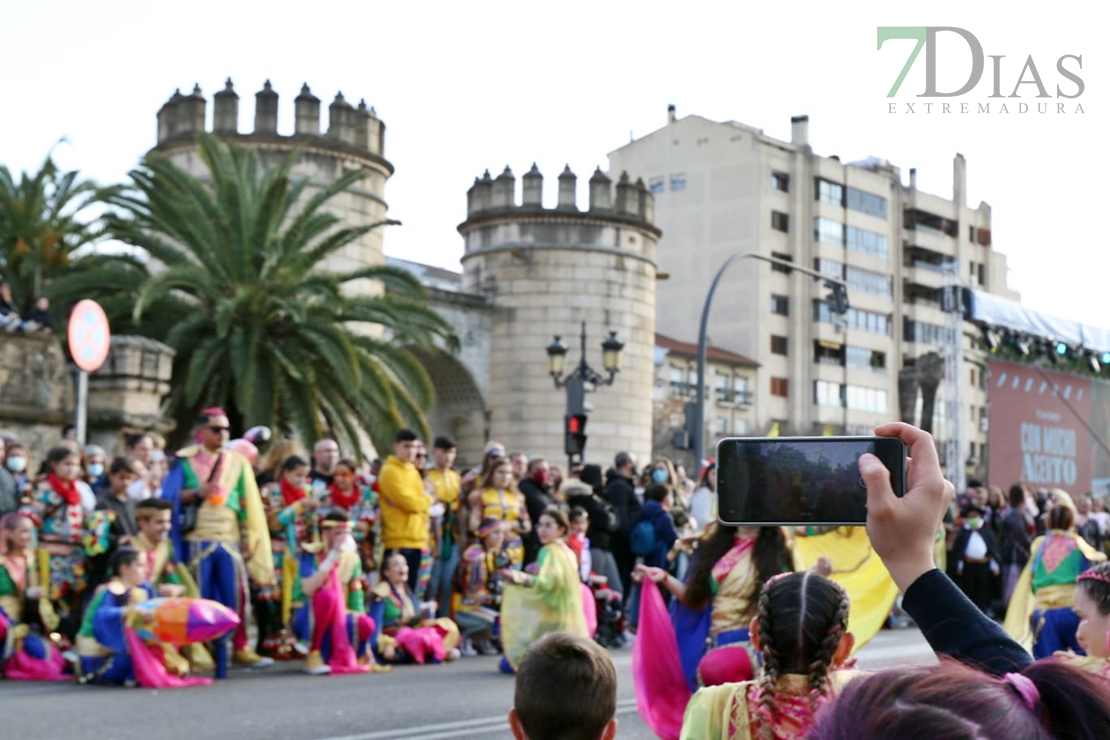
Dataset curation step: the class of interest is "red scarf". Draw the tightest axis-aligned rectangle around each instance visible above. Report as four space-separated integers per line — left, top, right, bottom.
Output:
49 473 81 507
281 478 308 506
328 482 361 510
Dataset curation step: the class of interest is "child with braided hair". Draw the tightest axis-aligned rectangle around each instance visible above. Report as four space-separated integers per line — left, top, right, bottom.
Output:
1052 562 1110 680
679 570 857 740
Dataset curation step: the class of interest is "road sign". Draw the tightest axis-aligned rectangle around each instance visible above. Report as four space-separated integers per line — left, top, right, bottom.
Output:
67 299 111 373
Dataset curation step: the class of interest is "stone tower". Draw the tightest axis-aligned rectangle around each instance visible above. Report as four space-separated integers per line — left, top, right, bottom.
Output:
150 79 392 311
458 164 660 469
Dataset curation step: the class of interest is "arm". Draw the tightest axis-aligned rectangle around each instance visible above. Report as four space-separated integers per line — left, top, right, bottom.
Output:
902 568 1031 674
301 551 337 598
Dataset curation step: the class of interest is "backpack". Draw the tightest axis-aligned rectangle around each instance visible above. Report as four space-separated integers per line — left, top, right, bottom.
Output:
630 519 657 557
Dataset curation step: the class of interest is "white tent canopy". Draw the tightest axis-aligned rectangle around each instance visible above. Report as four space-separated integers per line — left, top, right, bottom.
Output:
968 289 1110 354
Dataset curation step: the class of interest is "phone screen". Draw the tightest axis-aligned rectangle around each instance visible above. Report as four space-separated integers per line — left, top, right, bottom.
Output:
715 436 906 526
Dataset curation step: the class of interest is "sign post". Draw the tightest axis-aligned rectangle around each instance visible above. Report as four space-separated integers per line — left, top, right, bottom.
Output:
67 300 111 445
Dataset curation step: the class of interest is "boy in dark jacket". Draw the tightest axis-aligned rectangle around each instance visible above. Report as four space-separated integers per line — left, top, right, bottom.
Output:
632 484 678 570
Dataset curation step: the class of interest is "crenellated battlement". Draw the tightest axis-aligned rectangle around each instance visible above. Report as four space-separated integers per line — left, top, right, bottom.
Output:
155 79 385 157
463 163 656 227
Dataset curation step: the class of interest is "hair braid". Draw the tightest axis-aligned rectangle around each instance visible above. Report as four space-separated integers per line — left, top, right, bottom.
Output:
756 583 780 740
806 582 851 712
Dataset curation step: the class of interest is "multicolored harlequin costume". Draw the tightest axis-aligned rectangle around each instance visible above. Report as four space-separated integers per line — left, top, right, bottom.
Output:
21 475 109 636
452 536 514 640
162 444 275 676
290 535 380 675
321 479 381 586
1004 530 1107 658
0 548 68 681
499 539 587 672
368 580 460 665
264 479 320 626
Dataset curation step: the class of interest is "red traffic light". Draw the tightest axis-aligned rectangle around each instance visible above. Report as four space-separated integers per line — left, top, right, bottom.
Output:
567 416 583 434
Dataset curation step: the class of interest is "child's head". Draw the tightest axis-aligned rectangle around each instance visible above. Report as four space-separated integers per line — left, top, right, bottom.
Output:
281 455 310 487
751 571 853 726
382 551 409 587
108 456 139 494
1076 564 1110 658
47 445 81 481
569 506 589 535
333 459 359 488
479 518 506 550
111 547 148 588
0 513 34 555
644 484 670 507
509 631 618 740
136 498 174 543
537 507 570 546
809 658 1110 740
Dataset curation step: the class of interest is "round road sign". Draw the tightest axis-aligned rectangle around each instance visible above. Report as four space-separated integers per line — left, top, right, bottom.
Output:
67 299 111 373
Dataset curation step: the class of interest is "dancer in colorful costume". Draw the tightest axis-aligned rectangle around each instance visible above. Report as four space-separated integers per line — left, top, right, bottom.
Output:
470 456 531 567
679 571 859 740
1004 502 1106 658
0 513 68 681
631 524 792 739
22 446 106 638
453 518 512 655
370 550 460 665
498 507 587 674
1051 562 1110 680
321 459 381 586
76 548 218 687
161 407 275 676
291 511 383 675
263 455 319 632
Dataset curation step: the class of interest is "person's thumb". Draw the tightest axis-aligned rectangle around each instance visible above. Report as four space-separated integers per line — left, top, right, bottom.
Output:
859 453 894 509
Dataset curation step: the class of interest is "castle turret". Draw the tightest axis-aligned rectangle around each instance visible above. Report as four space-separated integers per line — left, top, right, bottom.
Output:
635 177 654 222
254 81 278 134
557 165 577 210
589 167 612 211
458 162 661 467
295 84 321 136
327 92 356 146
614 171 636 216
177 84 206 137
156 90 180 144
521 164 543 208
213 79 239 135
492 166 515 209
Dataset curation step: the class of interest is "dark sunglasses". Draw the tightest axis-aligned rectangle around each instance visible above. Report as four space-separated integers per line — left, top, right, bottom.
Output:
208 425 231 433
415 453 428 459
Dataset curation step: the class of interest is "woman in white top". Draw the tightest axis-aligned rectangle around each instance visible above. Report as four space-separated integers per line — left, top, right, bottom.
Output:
689 461 716 535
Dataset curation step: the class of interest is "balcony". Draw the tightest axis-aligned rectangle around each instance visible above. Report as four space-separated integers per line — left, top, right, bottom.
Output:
669 381 696 399
902 261 947 291
716 388 754 407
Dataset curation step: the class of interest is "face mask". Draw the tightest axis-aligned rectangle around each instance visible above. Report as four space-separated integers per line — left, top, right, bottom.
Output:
5 456 26 473
87 463 105 478
966 517 984 529
652 469 669 484
533 471 550 485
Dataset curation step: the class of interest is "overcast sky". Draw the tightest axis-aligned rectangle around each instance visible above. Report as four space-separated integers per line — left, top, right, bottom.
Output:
2 1 1102 331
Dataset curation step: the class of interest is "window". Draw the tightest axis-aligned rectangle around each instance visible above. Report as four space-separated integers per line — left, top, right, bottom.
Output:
649 177 665 194
978 263 986 286
771 294 790 316
814 341 845 366
846 265 893 298
814 217 844 246
715 372 732 403
733 418 749 435
670 173 687 191
771 377 789 397
846 187 888 219
734 376 752 405
815 380 844 407
845 226 889 259
771 211 789 233
814 258 843 279
903 318 947 345
846 385 888 413
969 225 976 242
771 335 788 355
816 178 844 206
771 252 794 274
814 302 890 334
770 171 790 192
716 416 729 436
669 365 687 397
970 368 977 387
846 346 886 370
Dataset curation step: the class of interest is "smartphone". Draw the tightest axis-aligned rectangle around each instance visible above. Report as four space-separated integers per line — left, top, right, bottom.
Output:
715 436 907 527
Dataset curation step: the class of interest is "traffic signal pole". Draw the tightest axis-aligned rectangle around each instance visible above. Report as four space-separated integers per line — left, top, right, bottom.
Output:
692 253 850 467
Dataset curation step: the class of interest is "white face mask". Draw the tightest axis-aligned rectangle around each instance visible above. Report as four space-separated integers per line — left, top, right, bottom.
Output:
5 456 26 473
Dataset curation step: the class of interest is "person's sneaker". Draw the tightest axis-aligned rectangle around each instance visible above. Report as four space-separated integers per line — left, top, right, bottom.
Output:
303 650 331 675
293 641 310 656
446 648 462 662
476 638 500 656
459 637 478 657
61 649 78 664
233 648 275 668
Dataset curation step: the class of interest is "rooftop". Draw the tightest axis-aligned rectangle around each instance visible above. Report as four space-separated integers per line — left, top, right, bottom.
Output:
655 332 760 367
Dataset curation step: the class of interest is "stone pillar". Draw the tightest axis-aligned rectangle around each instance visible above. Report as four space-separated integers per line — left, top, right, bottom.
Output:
492 166 515 209
521 164 543 208
254 80 279 134
589 168 612 211
213 79 239 135
557 165 577 210
295 84 321 136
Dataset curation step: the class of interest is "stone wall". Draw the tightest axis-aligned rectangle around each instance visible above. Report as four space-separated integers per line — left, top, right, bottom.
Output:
0 333 75 468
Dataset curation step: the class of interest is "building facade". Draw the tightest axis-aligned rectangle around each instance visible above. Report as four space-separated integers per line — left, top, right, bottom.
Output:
607 109 1020 476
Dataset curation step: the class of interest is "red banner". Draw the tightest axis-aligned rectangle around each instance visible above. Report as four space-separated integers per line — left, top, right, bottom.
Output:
988 359 1092 496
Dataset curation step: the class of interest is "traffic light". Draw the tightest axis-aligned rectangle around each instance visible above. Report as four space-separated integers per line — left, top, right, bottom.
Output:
825 281 849 315
565 413 588 457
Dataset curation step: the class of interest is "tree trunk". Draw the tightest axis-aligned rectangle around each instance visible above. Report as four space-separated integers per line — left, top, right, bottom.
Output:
898 367 919 425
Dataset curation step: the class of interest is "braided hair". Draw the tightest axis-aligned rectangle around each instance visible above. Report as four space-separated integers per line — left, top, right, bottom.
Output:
755 571 851 740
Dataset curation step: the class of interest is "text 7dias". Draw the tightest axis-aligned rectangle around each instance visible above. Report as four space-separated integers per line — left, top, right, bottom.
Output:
877 27 1084 99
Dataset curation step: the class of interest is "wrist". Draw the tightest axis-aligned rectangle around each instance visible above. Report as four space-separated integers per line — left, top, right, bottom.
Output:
884 555 936 593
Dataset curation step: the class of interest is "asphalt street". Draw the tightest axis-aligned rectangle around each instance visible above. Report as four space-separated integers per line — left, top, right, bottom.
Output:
0 628 936 740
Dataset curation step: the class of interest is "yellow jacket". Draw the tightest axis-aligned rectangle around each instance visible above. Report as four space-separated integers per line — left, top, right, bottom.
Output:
378 455 431 550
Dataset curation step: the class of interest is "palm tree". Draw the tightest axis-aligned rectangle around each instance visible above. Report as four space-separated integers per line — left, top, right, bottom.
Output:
51 133 456 454
0 146 109 311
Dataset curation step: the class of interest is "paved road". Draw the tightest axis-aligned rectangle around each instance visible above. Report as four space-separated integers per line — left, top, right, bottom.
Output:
0 628 935 740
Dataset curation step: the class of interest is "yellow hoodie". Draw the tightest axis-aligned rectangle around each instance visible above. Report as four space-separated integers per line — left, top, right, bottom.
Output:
378 455 431 550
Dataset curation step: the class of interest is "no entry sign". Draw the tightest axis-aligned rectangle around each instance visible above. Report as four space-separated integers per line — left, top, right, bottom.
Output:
67 299 111 373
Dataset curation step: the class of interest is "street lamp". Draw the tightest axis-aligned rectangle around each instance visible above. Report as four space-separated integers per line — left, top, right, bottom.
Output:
546 321 625 467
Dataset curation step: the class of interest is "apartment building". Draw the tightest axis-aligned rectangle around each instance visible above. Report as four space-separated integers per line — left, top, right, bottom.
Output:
609 108 1020 476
